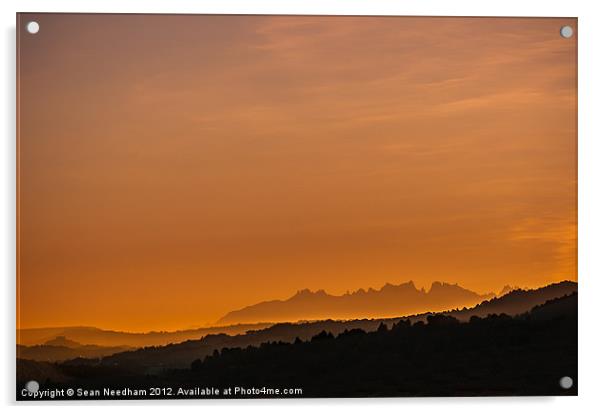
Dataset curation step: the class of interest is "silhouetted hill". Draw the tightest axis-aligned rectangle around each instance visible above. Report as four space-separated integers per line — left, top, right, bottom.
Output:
17 359 70 384
43 336 83 348
98 319 396 371
187 293 577 397
40 281 576 373
17 336 133 362
530 292 578 320
499 284 520 296
17 322 273 348
442 280 577 321
218 281 495 324
16 292 577 399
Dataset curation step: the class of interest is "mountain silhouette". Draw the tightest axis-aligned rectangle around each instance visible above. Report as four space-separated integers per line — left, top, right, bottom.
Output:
217 281 495 324
17 338 133 363
442 280 577 321
499 284 520 296
187 293 577 397
58 281 575 371
17 281 576 366
17 322 273 348
17 290 577 399
42 336 82 348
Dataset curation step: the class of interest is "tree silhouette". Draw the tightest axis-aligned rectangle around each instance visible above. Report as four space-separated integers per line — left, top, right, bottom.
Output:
17 293 577 399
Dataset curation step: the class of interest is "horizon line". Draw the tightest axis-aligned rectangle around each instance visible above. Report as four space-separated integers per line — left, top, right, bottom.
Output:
17 279 577 335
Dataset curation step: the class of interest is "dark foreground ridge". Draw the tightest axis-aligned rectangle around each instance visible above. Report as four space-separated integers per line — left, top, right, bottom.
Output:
16 280 577 368
17 292 577 399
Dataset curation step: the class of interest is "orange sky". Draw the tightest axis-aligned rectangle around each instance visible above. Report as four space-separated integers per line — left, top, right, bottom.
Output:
17 14 577 332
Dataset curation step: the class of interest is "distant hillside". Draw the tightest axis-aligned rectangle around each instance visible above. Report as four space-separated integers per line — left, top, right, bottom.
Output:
17 322 273 348
218 281 495 325
441 280 577 321
80 281 576 371
99 319 396 371
186 293 577 397
17 291 578 398
17 342 132 363
43 336 83 348
499 284 521 296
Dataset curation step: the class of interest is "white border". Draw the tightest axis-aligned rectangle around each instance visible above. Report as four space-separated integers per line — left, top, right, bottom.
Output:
2 1 601 413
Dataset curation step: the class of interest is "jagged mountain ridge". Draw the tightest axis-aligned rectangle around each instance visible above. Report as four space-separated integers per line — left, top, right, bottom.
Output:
17 290 578 397
218 280 496 325
19 281 576 373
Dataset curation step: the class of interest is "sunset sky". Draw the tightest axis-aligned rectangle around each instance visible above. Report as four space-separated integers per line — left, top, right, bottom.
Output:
17 14 577 332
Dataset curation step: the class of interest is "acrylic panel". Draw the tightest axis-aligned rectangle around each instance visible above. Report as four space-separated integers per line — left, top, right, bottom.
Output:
16 13 577 400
